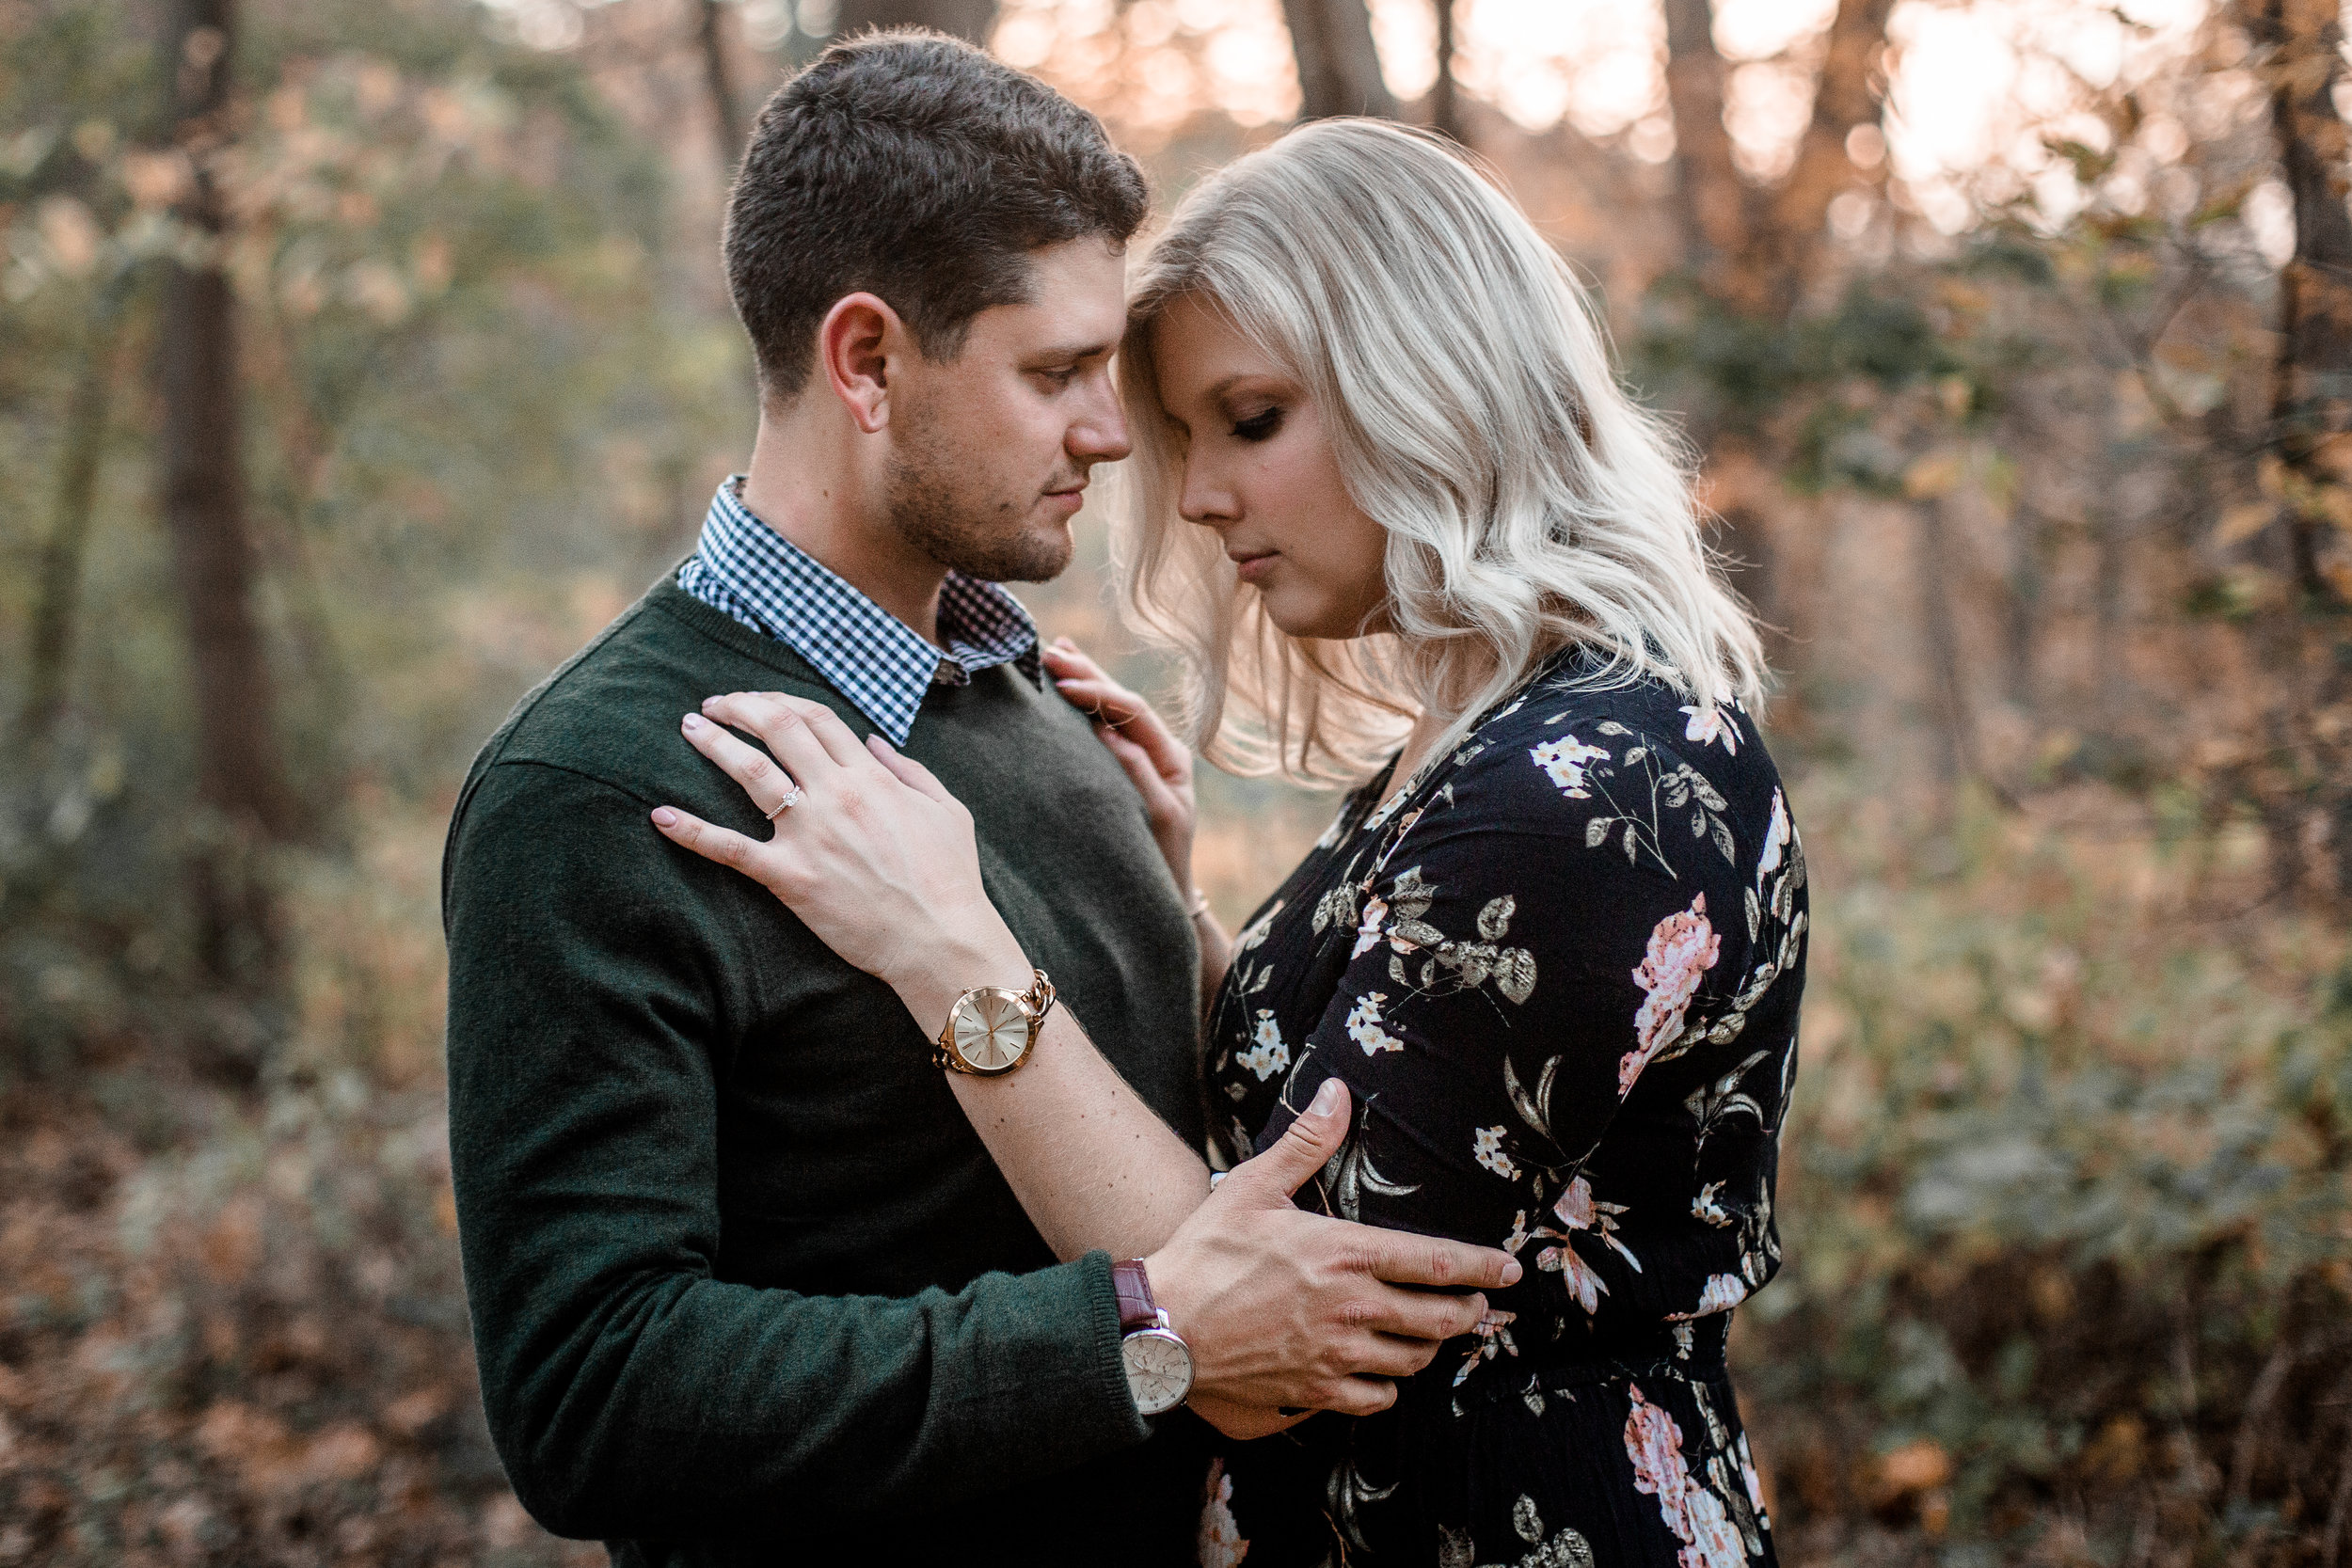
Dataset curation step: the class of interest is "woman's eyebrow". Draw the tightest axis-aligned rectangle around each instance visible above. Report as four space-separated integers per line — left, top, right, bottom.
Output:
1205 372 1293 401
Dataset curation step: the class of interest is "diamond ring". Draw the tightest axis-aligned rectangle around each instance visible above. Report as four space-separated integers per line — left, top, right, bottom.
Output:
764 784 804 820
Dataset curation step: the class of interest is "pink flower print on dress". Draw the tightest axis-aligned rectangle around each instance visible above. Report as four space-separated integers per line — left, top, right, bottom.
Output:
1531 735 1611 798
1537 1240 1610 1315
1756 789 1790 886
1737 1433 1770 1525
1453 1307 1519 1386
1622 894 1721 1095
1233 1011 1289 1082
1534 1175 1642 1314
1351 894 1390 959
1665 1273 1751 1322
1344 992 1405 1055
1573 1184 1643 1270
1680 705 1740 754
1625 1384 1692 1534
1198 1458 1249 1568
1629 1384 1751 1568
1554 1176 1596 1229
1679 1483 1748 1568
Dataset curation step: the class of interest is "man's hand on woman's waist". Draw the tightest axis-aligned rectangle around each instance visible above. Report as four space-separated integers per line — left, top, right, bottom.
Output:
1147 1078 1521 1436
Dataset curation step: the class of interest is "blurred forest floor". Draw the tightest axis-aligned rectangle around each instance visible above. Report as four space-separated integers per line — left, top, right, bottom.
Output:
3 0 2350 1565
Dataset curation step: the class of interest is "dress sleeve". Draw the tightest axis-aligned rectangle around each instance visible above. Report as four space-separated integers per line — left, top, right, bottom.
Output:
1249 720 1758 1315
442 761 1146 1541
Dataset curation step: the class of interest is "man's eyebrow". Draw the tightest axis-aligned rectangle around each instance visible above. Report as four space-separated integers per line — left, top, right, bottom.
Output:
1026 340 1118 362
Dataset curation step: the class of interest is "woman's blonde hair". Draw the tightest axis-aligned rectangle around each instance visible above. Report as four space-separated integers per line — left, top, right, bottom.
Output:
1113 119 1768 785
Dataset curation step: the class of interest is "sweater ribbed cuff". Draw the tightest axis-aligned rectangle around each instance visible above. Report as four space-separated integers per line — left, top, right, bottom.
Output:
1074 1249 1148 1433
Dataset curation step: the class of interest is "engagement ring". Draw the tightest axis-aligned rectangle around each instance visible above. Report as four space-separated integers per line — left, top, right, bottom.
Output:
765 784 804 819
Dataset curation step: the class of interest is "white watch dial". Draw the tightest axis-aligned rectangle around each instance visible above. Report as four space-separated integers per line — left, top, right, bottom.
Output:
1121 1328 1194 1416
951 990 1029 1071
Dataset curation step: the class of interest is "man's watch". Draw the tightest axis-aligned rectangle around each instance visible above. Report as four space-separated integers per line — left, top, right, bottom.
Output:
932 969 1056 1076
1111 1258 1194 1416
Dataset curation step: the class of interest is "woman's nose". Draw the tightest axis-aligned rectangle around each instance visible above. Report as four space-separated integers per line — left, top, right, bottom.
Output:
1178 461 1237 529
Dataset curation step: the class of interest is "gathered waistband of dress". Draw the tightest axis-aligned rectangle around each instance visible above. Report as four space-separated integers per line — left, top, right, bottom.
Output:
1447 1317 1736 1404
1445 1349 1732 1417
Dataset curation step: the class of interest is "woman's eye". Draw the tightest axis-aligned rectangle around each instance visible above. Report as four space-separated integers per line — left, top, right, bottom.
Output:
1232 408 1283 442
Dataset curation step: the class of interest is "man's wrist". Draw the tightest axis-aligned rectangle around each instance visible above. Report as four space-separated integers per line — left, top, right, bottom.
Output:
1136 1249 1192 1344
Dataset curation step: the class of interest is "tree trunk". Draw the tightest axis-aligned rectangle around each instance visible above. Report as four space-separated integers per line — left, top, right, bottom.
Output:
1661 0 1749 298
2242 0 2352 901
2001 501 2042 713
157 0 294 1003
2248 0 2352 605
1666 0 1891 311
1760 0 1892 311
1915 497 1978 796
22 277 132 749
832 0 998 44
1429 0 1461 144
697 0 745 174
1279 0 1396 122
159 0 292 845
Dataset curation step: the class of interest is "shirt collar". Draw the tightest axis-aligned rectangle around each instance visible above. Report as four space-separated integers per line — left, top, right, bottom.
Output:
675 478 1041 746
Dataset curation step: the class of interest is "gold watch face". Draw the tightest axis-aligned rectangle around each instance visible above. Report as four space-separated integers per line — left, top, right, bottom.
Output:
949 988 1030 1073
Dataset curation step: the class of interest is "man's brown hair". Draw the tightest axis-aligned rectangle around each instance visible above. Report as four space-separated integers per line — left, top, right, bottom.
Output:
723 30 1149 403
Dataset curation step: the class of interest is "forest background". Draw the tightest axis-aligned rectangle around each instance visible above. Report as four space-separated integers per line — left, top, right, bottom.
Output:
1 0 2348 1563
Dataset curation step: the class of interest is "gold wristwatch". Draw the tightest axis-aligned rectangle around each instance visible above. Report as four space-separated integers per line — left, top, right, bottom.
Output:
932 969 1056 1076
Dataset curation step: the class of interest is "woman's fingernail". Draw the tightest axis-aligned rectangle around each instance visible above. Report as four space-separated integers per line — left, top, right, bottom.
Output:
682 713 703 730
651 807 677 828
1502 1259 1524 1286
1310 1079 1343 1116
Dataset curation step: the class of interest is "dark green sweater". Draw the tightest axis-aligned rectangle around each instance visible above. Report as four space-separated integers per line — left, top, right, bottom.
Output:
440 575 1207 1564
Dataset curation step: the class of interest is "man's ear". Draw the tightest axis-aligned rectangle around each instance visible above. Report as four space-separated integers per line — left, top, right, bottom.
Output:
818 293 903 436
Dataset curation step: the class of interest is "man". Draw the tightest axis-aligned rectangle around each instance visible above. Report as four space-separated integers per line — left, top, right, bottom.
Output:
440 30 1515 1566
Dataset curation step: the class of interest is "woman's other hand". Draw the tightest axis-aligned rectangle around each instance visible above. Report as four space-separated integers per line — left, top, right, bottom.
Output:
651 691 1025 993
1041 638 1197 896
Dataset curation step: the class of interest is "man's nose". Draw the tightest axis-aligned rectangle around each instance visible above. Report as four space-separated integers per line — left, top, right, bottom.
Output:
1068 373 1131 466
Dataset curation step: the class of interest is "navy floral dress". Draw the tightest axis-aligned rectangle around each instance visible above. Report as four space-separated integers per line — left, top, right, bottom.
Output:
1197 651 1807 1568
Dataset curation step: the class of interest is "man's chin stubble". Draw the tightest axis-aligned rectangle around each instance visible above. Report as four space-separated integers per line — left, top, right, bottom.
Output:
889 465 1074 584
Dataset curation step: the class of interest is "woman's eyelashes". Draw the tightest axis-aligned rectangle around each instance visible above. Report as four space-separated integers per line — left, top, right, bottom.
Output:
1232 406 1284 442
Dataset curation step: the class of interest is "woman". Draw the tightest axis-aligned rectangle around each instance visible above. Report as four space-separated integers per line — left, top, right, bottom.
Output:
654 120 1805 1568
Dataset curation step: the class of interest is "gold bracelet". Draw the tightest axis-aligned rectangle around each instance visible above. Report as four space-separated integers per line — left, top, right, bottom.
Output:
1185 886 1212 920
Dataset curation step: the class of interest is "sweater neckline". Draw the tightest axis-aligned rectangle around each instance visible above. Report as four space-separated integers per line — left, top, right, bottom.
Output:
640 569 834 685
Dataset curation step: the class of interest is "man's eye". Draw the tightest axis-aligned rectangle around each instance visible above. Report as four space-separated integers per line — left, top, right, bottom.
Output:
1036 367 1079 388
1232 408 1283 442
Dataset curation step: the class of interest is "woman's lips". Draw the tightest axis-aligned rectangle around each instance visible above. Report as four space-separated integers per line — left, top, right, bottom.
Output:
1232 551 1278 583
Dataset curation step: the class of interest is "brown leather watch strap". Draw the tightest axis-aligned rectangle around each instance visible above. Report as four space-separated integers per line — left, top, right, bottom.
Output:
1110 1258 1157 1335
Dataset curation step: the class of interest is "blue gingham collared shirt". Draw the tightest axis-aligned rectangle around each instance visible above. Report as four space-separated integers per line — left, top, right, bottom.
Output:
675 478 1043 746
